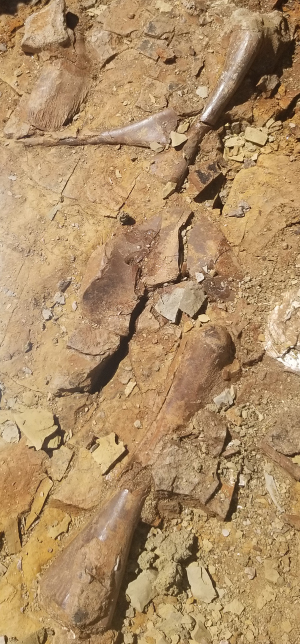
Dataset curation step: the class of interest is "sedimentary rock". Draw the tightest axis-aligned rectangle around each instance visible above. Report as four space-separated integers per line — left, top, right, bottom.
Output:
21 0 70 54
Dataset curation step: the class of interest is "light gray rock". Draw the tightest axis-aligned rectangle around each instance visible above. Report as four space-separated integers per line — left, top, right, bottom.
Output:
126 569 158 612
87 28 120 68
196 85 209 98
192 619 212 643
1 420 20 443
170 131 188 147
186 562 217 603
213 387 235 410
123 634 134 644
244 126 268 146
155 288 184 323
179 282 207 318
42 309 52 321
155 529 194 562
22 0 70 53
154 561 182 595
145 529 165 551
53 292 66 305
138 550 156 571
223 598 245 615
58 278 71 292
141 631 167 644
156 604 183 636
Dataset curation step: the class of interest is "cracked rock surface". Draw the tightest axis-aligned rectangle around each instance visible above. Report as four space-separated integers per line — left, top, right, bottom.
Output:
1 0 300 642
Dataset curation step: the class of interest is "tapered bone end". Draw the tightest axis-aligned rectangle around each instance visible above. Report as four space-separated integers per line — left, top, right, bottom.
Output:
40 488 146 634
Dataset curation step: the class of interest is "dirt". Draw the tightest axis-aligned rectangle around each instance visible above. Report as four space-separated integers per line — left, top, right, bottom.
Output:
1 0 300 643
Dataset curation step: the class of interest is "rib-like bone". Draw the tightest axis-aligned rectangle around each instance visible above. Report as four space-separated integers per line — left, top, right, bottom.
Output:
40 324 234 635
20 108 178 148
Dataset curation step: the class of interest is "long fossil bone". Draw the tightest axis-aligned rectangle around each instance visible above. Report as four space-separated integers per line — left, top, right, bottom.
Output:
40 325 234 635
20 108 178 148
19 16 263 154
151 21 263 187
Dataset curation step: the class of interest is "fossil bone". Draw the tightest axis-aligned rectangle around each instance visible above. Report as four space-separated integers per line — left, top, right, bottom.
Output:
39 324 234 635
20 108 178 148
20 17 263 153
151 21 263 187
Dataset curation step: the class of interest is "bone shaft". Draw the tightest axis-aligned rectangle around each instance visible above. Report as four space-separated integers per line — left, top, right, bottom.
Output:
201 28 263 126
135 325 234 467
161 26 263 188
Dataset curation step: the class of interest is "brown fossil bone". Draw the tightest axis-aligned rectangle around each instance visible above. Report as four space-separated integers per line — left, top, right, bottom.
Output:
40 324 234 635
151 18 264 187
40 487 147 633
20 108 178 148
135 324 234 467
20 14 263 151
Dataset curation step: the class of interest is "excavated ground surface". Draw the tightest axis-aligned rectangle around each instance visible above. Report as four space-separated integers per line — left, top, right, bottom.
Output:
1 0 300 643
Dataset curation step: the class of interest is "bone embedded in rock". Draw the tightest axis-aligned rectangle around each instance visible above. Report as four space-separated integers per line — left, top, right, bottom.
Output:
40 488 147 634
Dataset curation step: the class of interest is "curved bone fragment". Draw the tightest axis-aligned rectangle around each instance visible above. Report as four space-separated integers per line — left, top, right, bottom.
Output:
200 22 263 126
152 22 263 188
20 108 178 148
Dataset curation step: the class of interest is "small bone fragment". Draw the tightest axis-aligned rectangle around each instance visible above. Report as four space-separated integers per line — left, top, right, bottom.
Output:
189 162 223 196
21 109 178 148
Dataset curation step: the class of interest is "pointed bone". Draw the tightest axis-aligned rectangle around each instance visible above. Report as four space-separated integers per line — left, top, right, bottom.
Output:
40 488 147 633
20 108 178 148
